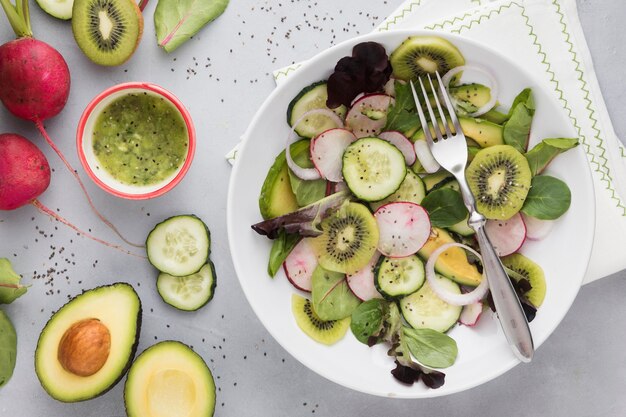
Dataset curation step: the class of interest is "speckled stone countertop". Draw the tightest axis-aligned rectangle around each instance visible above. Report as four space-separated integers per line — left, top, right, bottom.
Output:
0 0 624 416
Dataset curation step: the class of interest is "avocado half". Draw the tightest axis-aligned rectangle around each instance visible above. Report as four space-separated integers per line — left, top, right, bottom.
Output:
125 341 216 417
35 283 142 402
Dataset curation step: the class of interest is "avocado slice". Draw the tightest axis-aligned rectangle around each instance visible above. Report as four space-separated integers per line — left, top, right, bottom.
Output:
35 283 141 402
125 341 216 417
412 117 503 148
418 227 482 286
259 149 299 220
449 83 491 113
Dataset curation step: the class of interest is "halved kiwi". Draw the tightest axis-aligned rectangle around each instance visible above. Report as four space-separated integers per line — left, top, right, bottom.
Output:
501 253 546 307
72 0 143 66
389 36 465 81
465 145 531 220
291 294 350 345
311 202 379 275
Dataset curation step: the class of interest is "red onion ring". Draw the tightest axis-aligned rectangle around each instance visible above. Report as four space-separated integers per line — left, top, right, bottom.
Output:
441 65 499 118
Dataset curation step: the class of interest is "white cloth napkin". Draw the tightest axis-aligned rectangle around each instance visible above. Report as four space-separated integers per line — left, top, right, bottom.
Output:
227 0 626 285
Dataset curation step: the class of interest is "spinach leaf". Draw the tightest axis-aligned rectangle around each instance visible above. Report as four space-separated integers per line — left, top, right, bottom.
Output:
288 140 326 207
350 299 387 344
503 88 535 153
155 0 229 52
0 310 17 387
521 175 571 220
0 259 26 304
403 327 458 368
267 231 300 277
525 138 579 176
384 81 420 133
311 266 361 321
421 189 468 228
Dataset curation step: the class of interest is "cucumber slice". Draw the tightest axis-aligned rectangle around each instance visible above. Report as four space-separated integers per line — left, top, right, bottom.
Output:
146 215 210 277
157 263 216 311
399 276 462 333
287 81 346 138
342 137 406 201
374 255 425 300
370 170 426 212
35 0 73 20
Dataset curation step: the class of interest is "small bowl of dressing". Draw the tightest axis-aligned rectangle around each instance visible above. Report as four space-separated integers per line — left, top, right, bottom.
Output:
77 82 196 200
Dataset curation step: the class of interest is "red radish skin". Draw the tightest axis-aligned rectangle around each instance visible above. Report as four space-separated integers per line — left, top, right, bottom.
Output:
346 251 383 301
0 38 69 121
0 1 141 248
374 202 431 258
0 133 142 257
0 133 50 210
310 128 357 182
346 94 394 138
283 239 317 292
459 302 484 326
485 213 527 257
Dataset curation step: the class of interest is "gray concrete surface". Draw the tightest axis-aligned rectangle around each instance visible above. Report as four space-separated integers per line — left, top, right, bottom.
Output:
0 0 624 416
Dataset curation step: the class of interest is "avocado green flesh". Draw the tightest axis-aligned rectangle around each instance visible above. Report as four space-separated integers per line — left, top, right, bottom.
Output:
412 117 503 148
125 341 216 417
259 149 299 220
418 228 482 286
35 283 141 402
449 83 492 112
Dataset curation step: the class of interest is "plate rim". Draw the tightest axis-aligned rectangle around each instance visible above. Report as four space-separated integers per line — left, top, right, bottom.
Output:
227 29 596 398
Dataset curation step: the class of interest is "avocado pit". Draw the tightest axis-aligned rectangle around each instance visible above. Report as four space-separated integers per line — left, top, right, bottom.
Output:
58 318 111 377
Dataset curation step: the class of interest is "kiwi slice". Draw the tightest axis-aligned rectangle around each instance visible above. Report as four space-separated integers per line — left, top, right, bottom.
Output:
311 202 379 275
390 36 465 81
465 145 531 220
501 253 546 307
72 0 143 66
291 294 350 345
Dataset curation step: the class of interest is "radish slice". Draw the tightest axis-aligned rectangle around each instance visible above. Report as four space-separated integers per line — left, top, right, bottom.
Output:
383 78 405 97
283 239 318 292
522 213 554 241
286 109 343 180
379 131 417 165
346 94 395 138
347 252 383 301
310 128 357 182
459 302 484 326
425 242 489 306
485 213 526 256
414 139 440 173
351 92 365 106
441 65 498 118
374 202 431 258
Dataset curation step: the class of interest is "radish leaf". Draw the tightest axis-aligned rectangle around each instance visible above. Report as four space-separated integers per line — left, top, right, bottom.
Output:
311 266 360 321
155 0 229 53
0 259 27 304
0 309 17 387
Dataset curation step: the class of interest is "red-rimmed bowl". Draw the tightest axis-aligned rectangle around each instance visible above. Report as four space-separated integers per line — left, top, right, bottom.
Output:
77 82 196 200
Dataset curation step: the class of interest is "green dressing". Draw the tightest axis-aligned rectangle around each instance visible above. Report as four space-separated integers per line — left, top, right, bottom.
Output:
92 92 188 186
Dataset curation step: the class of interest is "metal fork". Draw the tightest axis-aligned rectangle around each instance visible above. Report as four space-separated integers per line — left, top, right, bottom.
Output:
409 74 534 362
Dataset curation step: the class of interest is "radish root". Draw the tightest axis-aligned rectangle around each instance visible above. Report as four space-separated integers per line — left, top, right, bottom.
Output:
34 118 145 248
31 199 146 259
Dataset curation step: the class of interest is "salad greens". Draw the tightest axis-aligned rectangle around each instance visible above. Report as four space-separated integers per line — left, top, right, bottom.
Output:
267 231 300 277
0 258 26 304
288 140 326 207
384 81 420 133
155 0 229 53
525 138 579 176
521 175 572 220
421 188 468 228
0 310 17 387
503 88 535 153
311 267 360 321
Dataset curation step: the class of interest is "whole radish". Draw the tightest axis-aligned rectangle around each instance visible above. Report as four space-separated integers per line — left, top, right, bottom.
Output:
0 133 141 257
0 0 141 248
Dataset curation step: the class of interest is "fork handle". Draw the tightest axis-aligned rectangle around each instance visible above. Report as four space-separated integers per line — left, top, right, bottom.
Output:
457 176 535 362
470 214 534 362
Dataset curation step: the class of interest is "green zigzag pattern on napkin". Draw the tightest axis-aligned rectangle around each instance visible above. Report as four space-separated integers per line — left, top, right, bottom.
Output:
378 0 423 32
550 0 626 214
